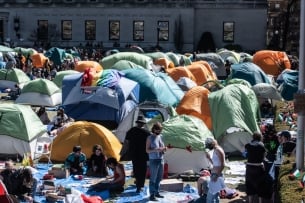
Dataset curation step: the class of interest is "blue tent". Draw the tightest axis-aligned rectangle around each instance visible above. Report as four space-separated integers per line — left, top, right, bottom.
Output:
44 47 67 66
122 68 184 107
62 72 140 129
277 70 298 101
228 62 271 86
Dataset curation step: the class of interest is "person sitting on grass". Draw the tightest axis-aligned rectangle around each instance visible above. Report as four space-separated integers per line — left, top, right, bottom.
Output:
88 157 125 193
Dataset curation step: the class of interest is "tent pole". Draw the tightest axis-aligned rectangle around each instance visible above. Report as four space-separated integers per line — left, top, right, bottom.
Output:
296 0 305 170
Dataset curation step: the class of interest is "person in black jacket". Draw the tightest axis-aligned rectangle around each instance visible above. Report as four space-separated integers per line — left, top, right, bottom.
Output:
125 115 150 193
86 144 108 177
0 160 38 203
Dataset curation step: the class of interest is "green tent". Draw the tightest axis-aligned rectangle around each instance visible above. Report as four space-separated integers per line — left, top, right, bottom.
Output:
162 114 214 151
100 52 153 70
53 70 79 88
0 103 47 158
0 103 46 142
16 78 62 106
0 68 30 84
208 83 260 139
21 78 61 96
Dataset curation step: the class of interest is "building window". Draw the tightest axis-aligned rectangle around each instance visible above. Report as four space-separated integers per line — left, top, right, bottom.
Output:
62 20 72 40
133 21 144 41
157 21 169 41
109 20 120 40
37 20 48 40
223 21 234 42
85 20 96 40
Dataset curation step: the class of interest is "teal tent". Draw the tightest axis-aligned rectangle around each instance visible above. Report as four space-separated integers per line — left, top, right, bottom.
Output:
228 62 271 86
44 47 67 66
122 68 184 107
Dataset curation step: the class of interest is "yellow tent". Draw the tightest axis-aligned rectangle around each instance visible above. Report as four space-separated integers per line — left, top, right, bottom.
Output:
50 121 122 162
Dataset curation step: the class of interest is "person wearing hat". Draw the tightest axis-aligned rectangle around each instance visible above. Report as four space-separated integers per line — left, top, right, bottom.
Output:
65 145 87 178
124 115 150 193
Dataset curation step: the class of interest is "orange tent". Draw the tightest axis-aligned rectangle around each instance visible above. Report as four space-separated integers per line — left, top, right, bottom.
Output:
154 57 175 70
31 53 49 68
187 61 218 85
75 60 103 73
253 50 291 76
176 86 212 129
166 66 196 82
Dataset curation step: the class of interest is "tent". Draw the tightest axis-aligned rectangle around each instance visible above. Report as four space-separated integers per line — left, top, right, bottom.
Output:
162 115 214 174
114 101 174 143
176 86 212 130
62 72 140 129
0 68 30 90
31 53 49 68
228 62 271 86
14 47 37 56
195 53 226 78
75 60 103 73
50 121 122 162
253 50 291 77
208 84 260 140
166 66 196 82
122 68 184 107
52 70 79 88
0 103 47 158
100 52 153 70
217 49 240 64
252 83 283 101
187 61 218 85
44 47 67 66
277 70 298 101
15 78 62 107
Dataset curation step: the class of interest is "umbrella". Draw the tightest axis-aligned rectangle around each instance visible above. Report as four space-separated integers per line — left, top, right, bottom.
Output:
0 45 14 53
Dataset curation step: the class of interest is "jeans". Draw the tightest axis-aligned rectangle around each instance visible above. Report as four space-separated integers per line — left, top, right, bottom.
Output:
206 192 219 203
149 159 164 196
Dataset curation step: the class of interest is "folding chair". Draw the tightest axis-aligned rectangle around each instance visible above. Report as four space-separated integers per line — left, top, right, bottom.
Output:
33 135 53 166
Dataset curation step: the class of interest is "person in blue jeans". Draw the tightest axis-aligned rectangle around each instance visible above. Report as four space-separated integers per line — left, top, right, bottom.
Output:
146 122 167 201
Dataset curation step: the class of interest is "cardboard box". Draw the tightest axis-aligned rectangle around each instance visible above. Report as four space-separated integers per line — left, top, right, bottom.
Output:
160 179 184 192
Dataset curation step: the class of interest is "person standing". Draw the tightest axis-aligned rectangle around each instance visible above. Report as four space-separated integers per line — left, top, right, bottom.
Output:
125 115 150 193
146 122 167 201
245 131 273 203
204 138 226 203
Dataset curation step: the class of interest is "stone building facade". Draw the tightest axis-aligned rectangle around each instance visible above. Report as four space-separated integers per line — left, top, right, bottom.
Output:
0 0 268 52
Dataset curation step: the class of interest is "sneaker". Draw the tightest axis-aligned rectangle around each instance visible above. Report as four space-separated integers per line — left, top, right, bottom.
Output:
155 193 164 198
150 195 158 201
